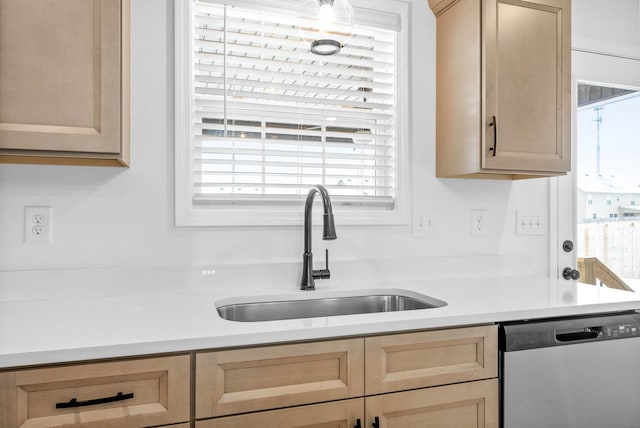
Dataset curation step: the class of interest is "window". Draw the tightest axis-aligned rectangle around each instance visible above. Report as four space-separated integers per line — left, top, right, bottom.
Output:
175 0 409 226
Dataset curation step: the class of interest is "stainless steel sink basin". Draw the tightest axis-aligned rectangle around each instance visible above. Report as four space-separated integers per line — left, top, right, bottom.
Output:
216 289 447 322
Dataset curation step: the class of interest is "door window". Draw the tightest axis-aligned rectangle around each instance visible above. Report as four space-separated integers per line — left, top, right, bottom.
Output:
576 84 640 290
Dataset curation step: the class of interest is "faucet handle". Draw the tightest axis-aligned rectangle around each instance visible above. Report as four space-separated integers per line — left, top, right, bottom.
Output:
324 248 329 270
312 249 331 280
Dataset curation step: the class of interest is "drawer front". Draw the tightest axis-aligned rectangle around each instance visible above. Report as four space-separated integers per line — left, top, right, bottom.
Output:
196 398 363 428
365 325 498 394
196 338 364 418
0 355 190 428
365 379 498 428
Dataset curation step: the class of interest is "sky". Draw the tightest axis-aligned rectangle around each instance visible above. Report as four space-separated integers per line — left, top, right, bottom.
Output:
577 92 640 184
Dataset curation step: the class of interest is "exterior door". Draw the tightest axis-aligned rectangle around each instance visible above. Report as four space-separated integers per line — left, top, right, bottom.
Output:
554 50 640 281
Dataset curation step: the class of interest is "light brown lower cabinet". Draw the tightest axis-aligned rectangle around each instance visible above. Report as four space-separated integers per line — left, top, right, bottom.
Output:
195 398 364 428
0 324 498 427
0 355 190 428
195 338 364 418
366 379 498 428
195 378 498 428
365 325 498 394
194 325 499 428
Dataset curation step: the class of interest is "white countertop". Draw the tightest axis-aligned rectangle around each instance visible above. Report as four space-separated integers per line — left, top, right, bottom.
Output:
1 264 640 369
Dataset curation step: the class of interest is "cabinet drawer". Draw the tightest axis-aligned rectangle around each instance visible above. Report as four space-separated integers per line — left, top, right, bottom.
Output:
196 398 363 428
196 338 364 418
0 355 190 428
365 325 497 394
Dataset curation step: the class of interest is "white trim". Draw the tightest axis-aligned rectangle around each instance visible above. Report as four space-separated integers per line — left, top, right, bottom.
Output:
175 0 195 227
175 0 411 227
548 176 558 278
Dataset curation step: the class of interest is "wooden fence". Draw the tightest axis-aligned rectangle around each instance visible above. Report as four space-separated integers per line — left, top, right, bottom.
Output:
578 221 640 280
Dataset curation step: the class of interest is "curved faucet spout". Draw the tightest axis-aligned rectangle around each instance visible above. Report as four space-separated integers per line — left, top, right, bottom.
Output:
301 185 337 290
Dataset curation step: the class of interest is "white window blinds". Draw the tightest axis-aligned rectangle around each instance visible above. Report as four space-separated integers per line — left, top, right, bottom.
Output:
191 0 398 208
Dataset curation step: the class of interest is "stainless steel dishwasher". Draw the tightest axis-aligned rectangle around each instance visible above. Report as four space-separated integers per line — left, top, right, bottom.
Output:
501 311 640 428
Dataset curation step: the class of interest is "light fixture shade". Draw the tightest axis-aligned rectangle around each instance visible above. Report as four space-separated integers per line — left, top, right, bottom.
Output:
301 0 354 55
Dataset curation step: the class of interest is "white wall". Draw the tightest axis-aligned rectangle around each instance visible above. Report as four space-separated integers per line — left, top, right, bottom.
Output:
572 0 640 60
0 0 552 277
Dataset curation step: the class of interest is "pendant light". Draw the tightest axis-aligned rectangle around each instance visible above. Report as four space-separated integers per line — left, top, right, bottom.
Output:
303 0 354 55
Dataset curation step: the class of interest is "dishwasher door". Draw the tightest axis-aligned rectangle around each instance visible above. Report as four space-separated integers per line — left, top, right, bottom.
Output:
502 312 640 428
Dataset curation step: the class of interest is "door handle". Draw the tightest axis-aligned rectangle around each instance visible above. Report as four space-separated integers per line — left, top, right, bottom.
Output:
562 267 581 280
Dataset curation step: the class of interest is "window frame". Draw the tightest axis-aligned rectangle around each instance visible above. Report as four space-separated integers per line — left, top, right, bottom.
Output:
174 0 411 227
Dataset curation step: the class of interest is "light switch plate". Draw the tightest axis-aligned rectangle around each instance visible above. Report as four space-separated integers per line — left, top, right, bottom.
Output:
471 209 487 237
516 210 545 236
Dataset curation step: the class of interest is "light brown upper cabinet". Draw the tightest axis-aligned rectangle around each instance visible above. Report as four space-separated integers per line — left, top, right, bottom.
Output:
429 0 570 179
0 0 130 166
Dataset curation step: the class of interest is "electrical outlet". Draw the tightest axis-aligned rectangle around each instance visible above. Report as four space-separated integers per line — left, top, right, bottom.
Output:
413 211 435 238
516 210 545 235
24 206 53 244
471 209 487 237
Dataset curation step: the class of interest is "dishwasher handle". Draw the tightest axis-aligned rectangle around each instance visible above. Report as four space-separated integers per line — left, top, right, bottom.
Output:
556 327 602 342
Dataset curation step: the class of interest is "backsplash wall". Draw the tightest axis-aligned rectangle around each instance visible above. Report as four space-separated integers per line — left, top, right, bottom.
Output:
2 0 627 277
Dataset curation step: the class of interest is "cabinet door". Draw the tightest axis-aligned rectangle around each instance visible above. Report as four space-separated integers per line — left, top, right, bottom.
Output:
0 355 190 428
196 338 364 418
0 0 130 166
196 398 364 428
483 0 570 173
365 325 497 395
365 379 498 428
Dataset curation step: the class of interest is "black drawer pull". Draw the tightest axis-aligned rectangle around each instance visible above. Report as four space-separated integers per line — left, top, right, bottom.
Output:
56 391 134 409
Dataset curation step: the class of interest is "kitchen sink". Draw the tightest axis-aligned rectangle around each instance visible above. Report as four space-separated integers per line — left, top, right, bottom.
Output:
216 289 447 322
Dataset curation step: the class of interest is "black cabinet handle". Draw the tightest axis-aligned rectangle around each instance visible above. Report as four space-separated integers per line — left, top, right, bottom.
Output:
56 392 134 409
354 418 362 428
488 115 497 156
372 416 380 428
